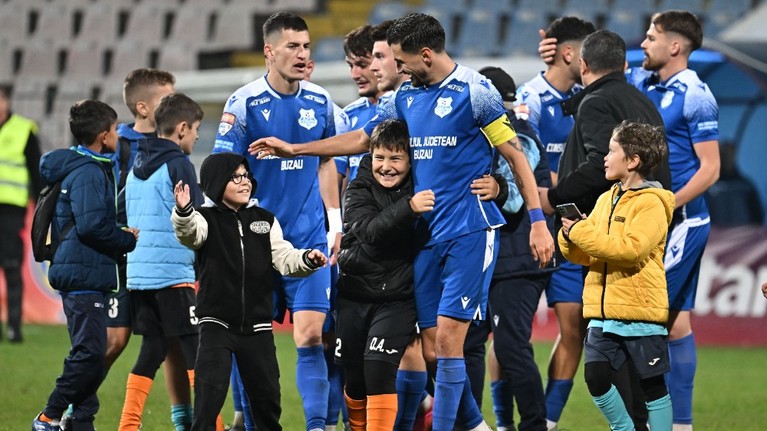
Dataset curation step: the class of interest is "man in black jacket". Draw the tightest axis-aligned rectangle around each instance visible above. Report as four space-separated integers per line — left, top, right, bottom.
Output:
537 30 670 431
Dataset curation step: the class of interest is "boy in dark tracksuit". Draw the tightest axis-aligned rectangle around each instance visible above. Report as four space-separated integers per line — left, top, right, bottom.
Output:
33 100 138 431
171 152 327 431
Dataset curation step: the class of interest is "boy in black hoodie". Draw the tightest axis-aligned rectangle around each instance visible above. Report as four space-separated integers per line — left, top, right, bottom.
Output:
171 152 327 431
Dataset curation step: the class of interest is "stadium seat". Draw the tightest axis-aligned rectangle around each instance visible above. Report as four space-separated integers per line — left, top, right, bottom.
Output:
657 0 706 16
609 0 656 15
107 41 152 80
414 6 460 52
76 3 122 45
0 3 31 44
63 41 107 80
29 3 75 43
17 42 62 79
454 8 504 58
157 43 198 72
516 0 560 16
166 5 215 47
122 3 170 46
11 78 50 120
0 41 15 81
500 8 549 57
605 10 648 45
707 0 753 36
208 5 256 51
312 36 346 63
423 0 467 14
369 2 409 25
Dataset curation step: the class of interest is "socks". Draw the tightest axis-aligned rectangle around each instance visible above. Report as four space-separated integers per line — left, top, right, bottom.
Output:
592 385 633 431
457 372 484 429
344 392 367 431
326 351 345 428
367 393 398 431
490 379 514 429
647 394 673 431
297 346 330 431
394 370 428 430
433 357 466 431
171 404 192 431
119 373 154 431
545 379 574 423
667 333 696 425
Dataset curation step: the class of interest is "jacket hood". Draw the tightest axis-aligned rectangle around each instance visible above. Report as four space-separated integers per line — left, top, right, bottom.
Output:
200 153 258 204
40 147 107 184
117 123 146 142
617 181 675 225
132 136 188 180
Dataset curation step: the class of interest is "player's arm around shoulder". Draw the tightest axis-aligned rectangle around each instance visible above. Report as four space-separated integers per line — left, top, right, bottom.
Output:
171 180 208 250
269 216 327 277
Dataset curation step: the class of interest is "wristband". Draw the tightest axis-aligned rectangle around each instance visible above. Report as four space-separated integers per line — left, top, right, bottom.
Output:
327 207 342 234
303 250 320 269
528 208 545 223
175 201 193 217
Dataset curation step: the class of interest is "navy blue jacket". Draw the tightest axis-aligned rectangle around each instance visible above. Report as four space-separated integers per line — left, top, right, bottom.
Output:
39 146 137 292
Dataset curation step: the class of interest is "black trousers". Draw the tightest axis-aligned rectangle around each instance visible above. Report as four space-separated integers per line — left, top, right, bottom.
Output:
0 204 25 340
192 323 282 431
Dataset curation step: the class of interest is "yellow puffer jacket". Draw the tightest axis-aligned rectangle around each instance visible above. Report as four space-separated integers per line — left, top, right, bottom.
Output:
558 182 675 324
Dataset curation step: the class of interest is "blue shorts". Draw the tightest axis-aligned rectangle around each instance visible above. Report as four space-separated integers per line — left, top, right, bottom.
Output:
664 217 710 311
273 243 331 322
545 260 583 306
414 229 498 329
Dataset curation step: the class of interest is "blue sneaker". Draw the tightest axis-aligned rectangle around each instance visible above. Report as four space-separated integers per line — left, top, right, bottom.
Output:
32 413 61 431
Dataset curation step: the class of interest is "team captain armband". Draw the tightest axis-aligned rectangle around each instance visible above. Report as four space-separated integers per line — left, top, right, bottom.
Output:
481 113 517 147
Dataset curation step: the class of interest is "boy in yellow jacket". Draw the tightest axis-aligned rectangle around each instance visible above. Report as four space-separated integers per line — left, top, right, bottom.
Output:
558 120 675 431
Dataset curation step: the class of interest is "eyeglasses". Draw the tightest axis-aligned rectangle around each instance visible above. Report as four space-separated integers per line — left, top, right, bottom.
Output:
229 172 252 184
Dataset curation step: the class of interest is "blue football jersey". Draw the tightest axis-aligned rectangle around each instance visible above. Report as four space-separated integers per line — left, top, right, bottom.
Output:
213 76 336 247
363 64 511 245
334 97 377 181
628 68 719 218
516 72 581 174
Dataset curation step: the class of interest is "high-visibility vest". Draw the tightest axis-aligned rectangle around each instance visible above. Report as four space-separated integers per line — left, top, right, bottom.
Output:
0 114 38 207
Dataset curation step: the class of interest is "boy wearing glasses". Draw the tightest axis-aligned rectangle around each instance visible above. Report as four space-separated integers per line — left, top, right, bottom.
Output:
172 152 328 431
118 93 204 431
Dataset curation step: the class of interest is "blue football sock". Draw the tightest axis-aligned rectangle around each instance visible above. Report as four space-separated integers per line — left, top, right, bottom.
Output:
325 348 344 427
457 372 484 429
545 378 574 422
592 385 633 431
667 332 696 425
646 394 673 431
433 357 465 431
297 345 330 431
395 370 428 430
230 359 243 412
171 404 192 431
490 379 514 428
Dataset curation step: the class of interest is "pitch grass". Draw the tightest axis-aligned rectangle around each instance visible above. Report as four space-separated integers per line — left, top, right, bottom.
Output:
2 325 766 430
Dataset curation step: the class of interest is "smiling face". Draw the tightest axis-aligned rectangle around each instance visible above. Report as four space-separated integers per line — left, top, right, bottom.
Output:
265 29 311 85
371 40 402 93
372 146 410 189
222 164 253 210
390 43 429 87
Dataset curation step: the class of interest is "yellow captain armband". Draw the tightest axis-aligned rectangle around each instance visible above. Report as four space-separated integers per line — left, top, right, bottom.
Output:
482 113 517 147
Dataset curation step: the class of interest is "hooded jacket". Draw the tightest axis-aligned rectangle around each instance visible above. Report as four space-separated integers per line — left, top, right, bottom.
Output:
558 181 675 324
39 147 137 292
337 155 419 302
171 153 319 334
125 136 203 290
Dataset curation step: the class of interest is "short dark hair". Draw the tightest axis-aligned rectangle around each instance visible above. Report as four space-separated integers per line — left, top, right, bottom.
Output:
69 100 117 146
154 93 204 138
387 13 445 54
612 120 667 178
344 24 375 58
370 119 409 154
263 12 308 42
545 16 596 44
651 10 703 52
581 30 625 75
371 20 394 43
123 68 175 117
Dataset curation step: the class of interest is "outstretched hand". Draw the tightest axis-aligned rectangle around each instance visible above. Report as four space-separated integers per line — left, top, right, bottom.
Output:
174 180 191 209
249 137 295 159
307 249 328 268
530 222 554 269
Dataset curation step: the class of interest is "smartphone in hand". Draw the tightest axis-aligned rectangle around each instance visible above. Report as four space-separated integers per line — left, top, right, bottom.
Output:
556 203 584 220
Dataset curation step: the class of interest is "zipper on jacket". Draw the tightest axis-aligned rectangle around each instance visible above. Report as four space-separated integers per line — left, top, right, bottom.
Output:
601 189 624 319
236 216 246 333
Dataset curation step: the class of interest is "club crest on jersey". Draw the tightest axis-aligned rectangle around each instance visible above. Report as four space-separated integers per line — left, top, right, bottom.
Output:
434 97 453 118
218 113 235 135
298 108 318 130
250 221 270 234
660 91 674 109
